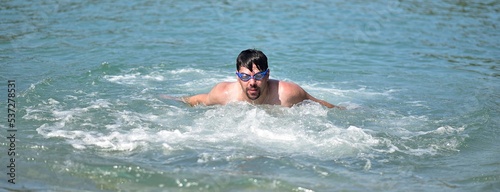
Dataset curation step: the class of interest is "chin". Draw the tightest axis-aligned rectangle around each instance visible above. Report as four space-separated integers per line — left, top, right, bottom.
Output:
248 96 259 101
246 93 260 100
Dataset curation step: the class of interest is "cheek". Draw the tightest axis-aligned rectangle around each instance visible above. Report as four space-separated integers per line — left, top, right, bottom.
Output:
238 80 247 88
256 80 266 88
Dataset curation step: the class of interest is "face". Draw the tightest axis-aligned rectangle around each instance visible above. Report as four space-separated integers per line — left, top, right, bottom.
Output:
237 64 269 101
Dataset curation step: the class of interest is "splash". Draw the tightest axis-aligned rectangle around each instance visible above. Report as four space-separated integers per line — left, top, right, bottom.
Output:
31 96 381 160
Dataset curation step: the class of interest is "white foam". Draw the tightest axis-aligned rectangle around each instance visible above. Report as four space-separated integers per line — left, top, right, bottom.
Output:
301 83 395 99
33 99 386 159
104 73 140 84
143 74 165 81
166 68 206 74
169 104 381 159
388 125 466 156
103 71 166 85
29 72 466 162
102 67 234 96
434 126 464 135
46 98 60 105
252 128 297 141
88 99 112 109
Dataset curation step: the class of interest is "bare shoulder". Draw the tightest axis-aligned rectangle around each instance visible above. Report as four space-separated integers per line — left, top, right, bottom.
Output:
182 82 234 106
276 80 308 106
207 81 236 104
210 81 233 92
277 80 307 96
278 80 340 109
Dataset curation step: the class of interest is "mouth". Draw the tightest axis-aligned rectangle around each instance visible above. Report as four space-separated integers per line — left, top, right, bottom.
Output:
246 87 260 100
248 89 259 95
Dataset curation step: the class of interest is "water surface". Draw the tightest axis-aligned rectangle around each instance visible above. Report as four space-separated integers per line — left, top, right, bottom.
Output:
1 0 499 191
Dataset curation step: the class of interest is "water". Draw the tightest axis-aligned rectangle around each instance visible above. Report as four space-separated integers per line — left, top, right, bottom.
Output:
1 0 499 191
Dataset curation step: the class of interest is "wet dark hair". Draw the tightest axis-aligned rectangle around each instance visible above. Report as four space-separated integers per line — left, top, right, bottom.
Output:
236 49 268 72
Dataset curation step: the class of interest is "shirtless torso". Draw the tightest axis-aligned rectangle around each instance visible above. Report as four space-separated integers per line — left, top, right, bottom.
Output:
181 79 338 108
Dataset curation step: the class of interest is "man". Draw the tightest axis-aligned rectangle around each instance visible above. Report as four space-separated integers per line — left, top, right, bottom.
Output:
169 49 342 109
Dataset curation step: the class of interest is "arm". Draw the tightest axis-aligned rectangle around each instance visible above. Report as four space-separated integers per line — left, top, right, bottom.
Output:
306 93 344 109
180 82 229 106
159 93 212 106
281 81 343 109
182 94 209 106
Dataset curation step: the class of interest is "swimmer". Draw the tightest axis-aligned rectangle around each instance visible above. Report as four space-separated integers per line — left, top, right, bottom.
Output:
163 49 343 109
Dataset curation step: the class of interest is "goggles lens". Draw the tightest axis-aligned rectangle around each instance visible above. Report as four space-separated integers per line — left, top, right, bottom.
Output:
236 69 269 82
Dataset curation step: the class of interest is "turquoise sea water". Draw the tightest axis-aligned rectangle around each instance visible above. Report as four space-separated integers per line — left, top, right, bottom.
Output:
1 0 499 191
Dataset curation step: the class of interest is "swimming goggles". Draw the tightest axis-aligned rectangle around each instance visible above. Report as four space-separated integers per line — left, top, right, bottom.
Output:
236 69 269 82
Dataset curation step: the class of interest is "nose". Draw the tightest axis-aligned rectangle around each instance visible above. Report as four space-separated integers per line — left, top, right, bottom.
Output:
248 78 256 86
